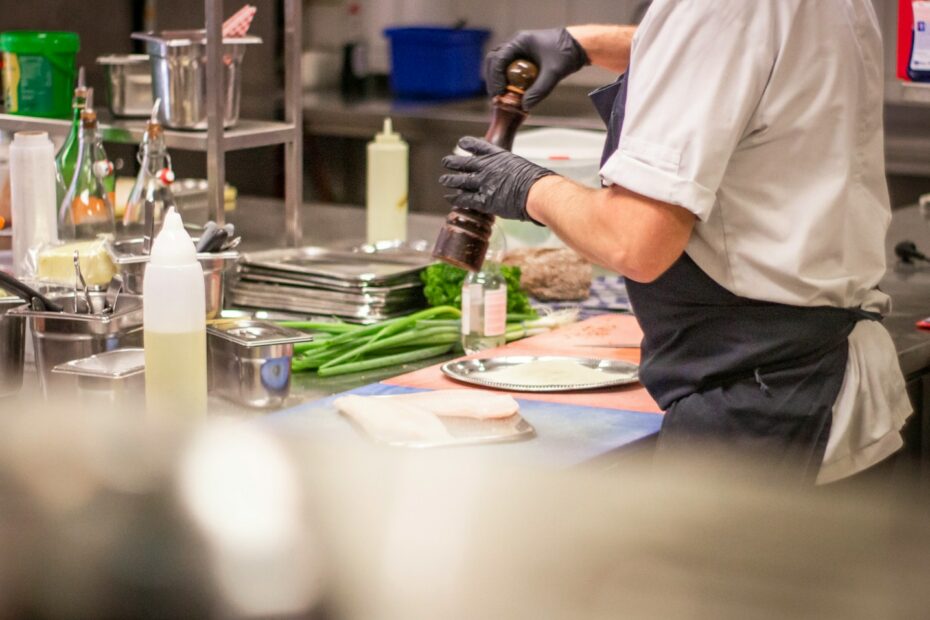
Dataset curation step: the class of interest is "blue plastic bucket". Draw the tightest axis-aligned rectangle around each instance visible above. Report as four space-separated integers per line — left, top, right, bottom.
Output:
384 27 491 99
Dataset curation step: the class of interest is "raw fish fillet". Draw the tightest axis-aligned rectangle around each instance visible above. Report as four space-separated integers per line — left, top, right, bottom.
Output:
335 395 453 444
376 390 520 420
334 390 520 445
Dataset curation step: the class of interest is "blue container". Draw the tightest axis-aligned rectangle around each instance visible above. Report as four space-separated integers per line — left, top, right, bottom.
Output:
385 27 491 99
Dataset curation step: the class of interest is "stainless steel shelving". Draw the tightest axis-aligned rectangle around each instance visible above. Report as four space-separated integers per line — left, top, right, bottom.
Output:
0 0 304 246
0 114 297 151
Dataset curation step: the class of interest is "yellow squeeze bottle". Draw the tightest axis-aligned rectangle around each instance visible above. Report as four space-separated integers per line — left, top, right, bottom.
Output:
366 117 409 244
143 207 207 419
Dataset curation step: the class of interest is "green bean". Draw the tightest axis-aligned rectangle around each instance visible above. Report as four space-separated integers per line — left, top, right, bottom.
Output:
319 325 460 371
316 344 455 377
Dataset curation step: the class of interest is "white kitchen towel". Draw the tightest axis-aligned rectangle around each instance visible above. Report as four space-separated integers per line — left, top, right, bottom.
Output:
818 319 913 484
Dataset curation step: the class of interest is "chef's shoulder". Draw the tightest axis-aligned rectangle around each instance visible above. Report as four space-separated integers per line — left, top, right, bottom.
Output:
638 0 795 52
645 0 797 26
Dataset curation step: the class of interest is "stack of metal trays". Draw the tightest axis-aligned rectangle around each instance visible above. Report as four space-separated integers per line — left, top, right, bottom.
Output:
230 242 434 323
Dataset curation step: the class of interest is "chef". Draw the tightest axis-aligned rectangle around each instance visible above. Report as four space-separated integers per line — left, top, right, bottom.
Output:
439 0 913 483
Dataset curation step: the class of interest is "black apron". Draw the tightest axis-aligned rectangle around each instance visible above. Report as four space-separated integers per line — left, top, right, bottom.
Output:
590 76 879 479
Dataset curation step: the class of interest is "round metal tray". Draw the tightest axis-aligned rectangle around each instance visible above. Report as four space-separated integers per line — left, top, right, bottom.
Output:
440 355 640 393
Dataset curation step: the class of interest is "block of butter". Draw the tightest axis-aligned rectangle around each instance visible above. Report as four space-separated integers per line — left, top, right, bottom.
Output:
37 239 116 287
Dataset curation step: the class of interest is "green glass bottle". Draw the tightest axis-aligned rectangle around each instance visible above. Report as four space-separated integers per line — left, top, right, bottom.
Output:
55 67 87 205
59 105 116 241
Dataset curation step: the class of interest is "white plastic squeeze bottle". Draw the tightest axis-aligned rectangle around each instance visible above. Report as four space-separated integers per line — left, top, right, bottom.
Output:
143 207 207 419
366 117 408 244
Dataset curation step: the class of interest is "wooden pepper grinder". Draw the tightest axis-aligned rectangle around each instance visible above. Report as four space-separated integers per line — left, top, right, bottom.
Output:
432 59 539 271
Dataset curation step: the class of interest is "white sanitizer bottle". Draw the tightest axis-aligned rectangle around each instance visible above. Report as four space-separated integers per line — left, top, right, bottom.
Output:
366 117 408 245
143 207 207 419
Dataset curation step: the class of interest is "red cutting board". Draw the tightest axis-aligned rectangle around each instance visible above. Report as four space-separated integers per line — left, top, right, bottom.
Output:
384 314 662 414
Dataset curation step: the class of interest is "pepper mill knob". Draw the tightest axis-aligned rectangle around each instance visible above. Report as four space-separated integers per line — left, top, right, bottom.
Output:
506 60 539 94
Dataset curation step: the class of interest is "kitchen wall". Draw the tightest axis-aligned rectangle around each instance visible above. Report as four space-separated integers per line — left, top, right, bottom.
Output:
304 0 930 211
305 0 647 84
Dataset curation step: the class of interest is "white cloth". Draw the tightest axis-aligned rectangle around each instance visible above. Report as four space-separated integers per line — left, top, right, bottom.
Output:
818 318 913 484
599 0 912 480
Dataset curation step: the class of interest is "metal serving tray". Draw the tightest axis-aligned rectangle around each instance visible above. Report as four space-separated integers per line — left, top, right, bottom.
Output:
441 356 640 393
237 267 425 292
231 278 424 306
238 246 433 286
229 289 416 323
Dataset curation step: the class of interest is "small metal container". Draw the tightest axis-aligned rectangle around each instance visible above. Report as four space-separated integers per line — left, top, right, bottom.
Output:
97 54 154 117
207 319 312 409
0 296 26 397
52 348 145 411
108 238 238 320
131 30 262 130
9 293 144 395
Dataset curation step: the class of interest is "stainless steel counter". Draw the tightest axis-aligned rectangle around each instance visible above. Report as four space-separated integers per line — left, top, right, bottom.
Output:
881 204 930 378
7 200 930 421
228 200 930 416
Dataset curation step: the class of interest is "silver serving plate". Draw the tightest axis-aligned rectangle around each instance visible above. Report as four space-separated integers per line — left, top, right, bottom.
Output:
441 356 640 393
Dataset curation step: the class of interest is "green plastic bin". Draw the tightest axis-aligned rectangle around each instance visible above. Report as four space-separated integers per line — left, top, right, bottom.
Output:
1 31 80 118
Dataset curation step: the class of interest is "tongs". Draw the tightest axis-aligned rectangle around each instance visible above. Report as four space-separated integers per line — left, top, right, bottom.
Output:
196 221 239 253
0 270 64 312
73 252 94 314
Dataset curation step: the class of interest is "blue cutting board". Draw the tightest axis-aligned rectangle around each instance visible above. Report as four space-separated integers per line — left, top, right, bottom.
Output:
268 384 662 468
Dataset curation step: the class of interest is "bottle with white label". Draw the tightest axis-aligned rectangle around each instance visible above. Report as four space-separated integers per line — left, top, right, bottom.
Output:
366 117 408 244
461 227 508 354
143 207 207 420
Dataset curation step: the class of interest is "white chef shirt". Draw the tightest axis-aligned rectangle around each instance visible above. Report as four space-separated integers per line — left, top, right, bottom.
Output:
599 0 912 482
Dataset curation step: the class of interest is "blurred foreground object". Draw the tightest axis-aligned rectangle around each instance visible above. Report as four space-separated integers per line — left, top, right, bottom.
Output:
0 398 927 619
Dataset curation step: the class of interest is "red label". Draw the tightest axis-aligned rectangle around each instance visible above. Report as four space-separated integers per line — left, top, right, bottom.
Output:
900 0 915 81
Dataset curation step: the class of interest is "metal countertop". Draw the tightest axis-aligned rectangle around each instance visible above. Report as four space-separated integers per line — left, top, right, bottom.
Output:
230 200 930 410
880 204 930 378
7 200 930 415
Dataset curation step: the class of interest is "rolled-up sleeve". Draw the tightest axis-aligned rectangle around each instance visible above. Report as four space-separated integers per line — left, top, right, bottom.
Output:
600 0 778 221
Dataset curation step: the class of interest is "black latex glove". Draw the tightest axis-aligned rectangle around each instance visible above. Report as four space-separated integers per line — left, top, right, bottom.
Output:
439 136 556 222
485 28 589 110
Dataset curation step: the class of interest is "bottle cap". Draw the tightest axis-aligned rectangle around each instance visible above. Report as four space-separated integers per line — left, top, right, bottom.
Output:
150 207 197 266
75 66 88 99
12 131 51 146
375 117 401 144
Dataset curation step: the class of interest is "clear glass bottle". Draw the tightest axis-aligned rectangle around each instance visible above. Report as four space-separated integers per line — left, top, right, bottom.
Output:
123 101 176 235
59 105 116 240
461 226 508 354
54 67 88 207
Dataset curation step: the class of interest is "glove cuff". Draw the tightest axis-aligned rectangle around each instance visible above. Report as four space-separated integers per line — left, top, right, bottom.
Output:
522 170 558 226
561 28 591 71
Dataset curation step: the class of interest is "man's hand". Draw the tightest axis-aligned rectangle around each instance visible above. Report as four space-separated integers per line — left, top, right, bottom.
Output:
439 137 556 221
484 28 589 109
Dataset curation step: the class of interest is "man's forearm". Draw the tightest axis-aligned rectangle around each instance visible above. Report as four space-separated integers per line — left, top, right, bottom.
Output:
567 25 637 74
525 176 695 283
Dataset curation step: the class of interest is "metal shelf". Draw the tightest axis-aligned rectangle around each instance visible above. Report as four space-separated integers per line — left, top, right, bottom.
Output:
0 113 296 152
0 0 303 246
